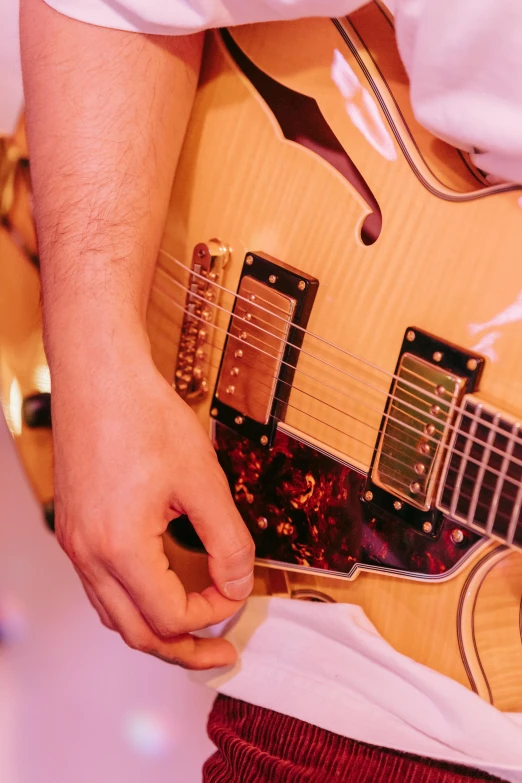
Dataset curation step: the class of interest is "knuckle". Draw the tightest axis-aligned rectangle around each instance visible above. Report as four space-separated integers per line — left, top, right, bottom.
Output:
223 536 255 566
122 631 154 654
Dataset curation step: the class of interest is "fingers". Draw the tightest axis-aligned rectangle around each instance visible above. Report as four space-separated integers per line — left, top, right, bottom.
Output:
83 568 238 669
175 451 255 602
106 531 247 638
77 571 116 630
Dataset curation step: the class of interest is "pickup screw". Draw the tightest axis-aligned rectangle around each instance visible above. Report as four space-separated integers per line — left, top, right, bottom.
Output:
451 529 464 544
226 385 235 394
393 500 403 511
422 521 433 534
406 330 416 342
244 313 252 321
467 358 478 371
268 274 277 284
240 331 248 340
210 407 218 417
410 481 421 494
433 351 443 363
364 490 373 502
298 280 306 291
230 367 239 376
235 415 244 425
425 423 436 436
414 462 426 474
257 516 268 530
430 404 441 416
246 255 254 266
235 348 244 359
420 442 431 455
436 385 446 397
260 435 269 446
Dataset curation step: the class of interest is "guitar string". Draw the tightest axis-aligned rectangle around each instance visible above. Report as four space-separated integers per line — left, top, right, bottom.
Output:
153 295 522 498
157 314 520 525
157 250 490 412
156 258 512 441
152 281 522 473
156 290 522 480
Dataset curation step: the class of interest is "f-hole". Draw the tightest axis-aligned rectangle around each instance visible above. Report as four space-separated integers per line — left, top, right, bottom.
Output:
221 29 382 246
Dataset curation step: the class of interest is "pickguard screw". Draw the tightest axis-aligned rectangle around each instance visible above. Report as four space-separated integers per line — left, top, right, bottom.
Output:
298 280 306 291
260 435 269 446
406 330 416 342
210 407 218 417
268 274 277 284
433 351 443 363
235 415 244 425
246 255 254 266
423 521 433 534
364 490 373 502
393 500 402 511
467 358 478 371
257 516 268 530
451 528 464 544
198 248 206 258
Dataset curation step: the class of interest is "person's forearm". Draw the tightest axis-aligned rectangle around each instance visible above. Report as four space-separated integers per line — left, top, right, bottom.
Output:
20 0 202 365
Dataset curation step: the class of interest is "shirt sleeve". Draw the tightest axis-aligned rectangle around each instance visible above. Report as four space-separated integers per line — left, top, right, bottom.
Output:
41 1 367 36
42 0 522 184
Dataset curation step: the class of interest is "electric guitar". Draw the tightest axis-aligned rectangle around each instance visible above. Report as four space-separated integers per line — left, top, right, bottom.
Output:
2 3 522 711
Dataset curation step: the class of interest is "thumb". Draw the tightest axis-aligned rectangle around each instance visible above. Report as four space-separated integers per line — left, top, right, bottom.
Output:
178 457 255 601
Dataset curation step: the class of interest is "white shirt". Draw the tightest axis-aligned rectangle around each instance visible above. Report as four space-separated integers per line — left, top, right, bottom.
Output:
41 1 522 780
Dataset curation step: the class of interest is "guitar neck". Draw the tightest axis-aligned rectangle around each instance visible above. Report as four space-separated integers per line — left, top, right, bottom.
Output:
438 397 522 546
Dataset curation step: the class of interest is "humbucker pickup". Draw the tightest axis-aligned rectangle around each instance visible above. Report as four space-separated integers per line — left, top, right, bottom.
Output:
211 251 319 446
366 328 485 536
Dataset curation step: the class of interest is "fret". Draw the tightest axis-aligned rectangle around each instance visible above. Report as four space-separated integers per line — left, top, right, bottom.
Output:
468 413 499 531
487 420 518 536
438 397 522 546
507 467 522 545
449 403 481 518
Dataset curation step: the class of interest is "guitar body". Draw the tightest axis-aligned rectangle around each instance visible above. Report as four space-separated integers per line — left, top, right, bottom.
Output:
2 4 522 709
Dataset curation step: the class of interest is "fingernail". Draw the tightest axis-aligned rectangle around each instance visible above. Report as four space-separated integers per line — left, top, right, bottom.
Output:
223 571 254 601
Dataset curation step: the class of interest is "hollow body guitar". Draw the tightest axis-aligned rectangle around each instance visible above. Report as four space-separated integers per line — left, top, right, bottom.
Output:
2 4 522 710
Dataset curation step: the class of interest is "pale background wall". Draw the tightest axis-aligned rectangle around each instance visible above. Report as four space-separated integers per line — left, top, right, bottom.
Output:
0 3 215 781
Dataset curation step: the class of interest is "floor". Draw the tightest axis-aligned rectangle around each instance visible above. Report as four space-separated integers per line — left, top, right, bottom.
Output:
0 413 215 783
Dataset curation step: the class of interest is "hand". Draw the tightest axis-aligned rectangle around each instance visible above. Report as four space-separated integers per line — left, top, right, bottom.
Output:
50 333 255 669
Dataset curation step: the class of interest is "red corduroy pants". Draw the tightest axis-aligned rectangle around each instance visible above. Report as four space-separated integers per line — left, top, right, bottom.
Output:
203 696 506 783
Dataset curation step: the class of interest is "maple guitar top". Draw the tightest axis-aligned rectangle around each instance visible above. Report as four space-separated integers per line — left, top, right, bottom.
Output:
2 3 522 710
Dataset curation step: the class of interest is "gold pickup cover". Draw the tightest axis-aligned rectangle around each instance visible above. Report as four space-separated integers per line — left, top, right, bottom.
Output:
216 276 295 424
373 354 464 511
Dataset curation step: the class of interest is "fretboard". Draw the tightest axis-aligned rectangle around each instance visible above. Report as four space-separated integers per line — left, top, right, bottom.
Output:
438 397 522 546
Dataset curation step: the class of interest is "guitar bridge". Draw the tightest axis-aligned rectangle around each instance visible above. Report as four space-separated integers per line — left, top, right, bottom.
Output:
211 251 318 446
174 240 229 401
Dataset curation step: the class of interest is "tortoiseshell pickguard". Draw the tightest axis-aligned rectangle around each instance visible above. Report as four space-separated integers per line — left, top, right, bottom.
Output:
170 424 484 579
212 423 484 579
